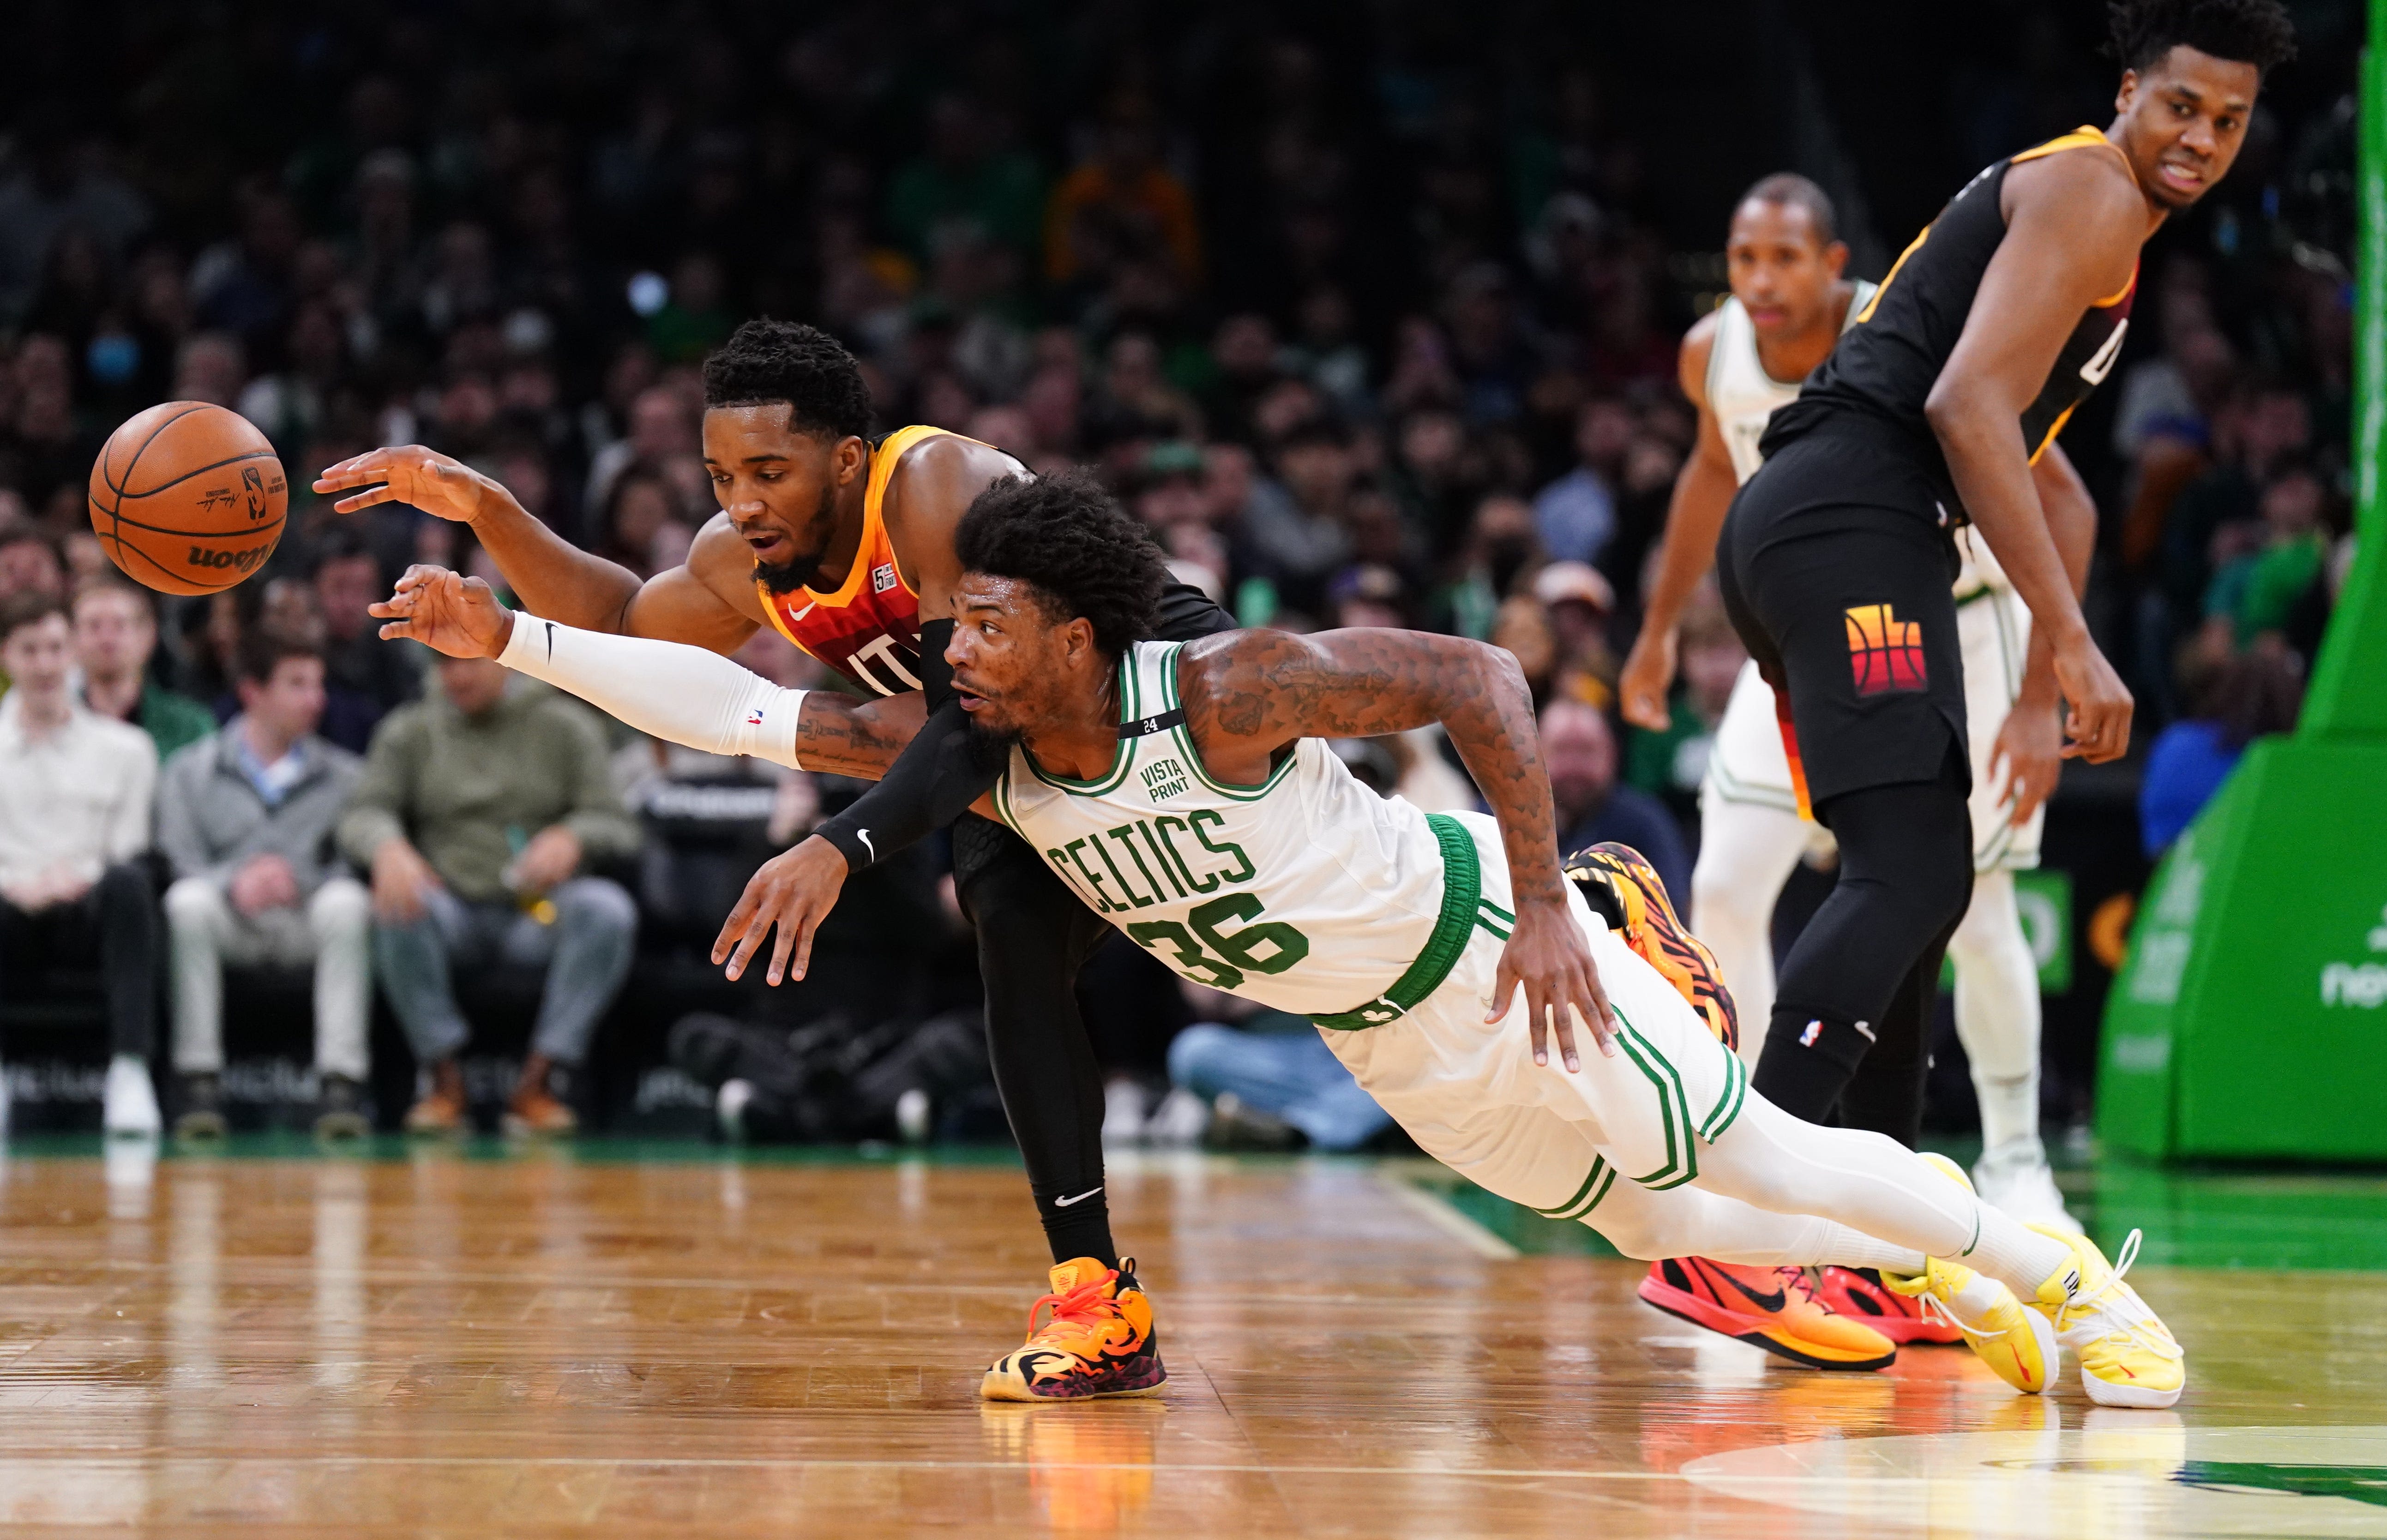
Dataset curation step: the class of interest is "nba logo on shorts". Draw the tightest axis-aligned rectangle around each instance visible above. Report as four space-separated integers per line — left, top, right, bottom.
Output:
872 563 898 593
1844 603 1927 695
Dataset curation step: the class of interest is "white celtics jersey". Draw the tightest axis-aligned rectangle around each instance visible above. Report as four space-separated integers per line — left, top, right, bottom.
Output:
1706 281 1876 485
990 641 1477 1018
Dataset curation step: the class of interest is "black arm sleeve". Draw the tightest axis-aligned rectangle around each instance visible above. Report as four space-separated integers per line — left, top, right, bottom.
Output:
811 584 1235 871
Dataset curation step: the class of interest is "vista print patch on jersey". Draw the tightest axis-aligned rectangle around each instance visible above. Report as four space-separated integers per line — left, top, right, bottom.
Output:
1844 603 1928 696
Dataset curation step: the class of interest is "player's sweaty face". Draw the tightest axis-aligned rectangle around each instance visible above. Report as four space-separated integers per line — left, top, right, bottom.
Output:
702 405 850 591
1726 200 1842 338
2116 46 2260 211
947 575 1078 737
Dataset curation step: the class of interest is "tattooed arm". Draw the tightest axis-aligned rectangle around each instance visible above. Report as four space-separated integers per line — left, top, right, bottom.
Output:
1178 628 1619 1067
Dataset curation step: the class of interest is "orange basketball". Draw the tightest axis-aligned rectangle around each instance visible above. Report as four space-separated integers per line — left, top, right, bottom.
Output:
87 401 288 596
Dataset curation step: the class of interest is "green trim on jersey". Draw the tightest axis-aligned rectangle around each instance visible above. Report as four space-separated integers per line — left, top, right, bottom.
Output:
1700 1043 1749 1142
1310 813 1485 1031
1022 653 1142 795
1533 1156 1617 1222
1616 1014 1700 1190
1158 640 1302 802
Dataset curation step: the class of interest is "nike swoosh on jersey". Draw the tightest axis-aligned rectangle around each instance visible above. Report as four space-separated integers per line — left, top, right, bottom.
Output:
1052 1186 1103 1208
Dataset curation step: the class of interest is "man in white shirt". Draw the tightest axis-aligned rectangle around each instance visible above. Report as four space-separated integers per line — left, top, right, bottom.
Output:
0 592 163 1133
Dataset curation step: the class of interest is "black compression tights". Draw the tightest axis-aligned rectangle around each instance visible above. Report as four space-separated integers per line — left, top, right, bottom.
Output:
1751 745 1974 1150
952 815 1122 1269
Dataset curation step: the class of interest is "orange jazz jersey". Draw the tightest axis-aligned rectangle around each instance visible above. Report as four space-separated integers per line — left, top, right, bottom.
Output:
753 424 967 697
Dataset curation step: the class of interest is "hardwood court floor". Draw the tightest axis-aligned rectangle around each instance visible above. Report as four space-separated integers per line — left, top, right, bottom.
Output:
0 1143 2384 1537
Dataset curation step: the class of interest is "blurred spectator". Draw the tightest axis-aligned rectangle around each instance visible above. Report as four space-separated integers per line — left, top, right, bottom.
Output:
2139 646 2306 857
0 519 66 605
156 631 370 1139
312 527 425 750
0 591 161 1134
71 577 215 761
1533 398 1632 566
886 95 1046 265
2203 463 2331 649
1045 93 1201 293
0 114 152 327
1541 698 1688 900
584 383 701 521
597 467 698 581
1433 493 1541 640
336 654 641 1137
1166 1007 1393 1153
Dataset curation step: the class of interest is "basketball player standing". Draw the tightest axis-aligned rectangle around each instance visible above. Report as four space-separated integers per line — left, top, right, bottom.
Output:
1710 0 2294 1286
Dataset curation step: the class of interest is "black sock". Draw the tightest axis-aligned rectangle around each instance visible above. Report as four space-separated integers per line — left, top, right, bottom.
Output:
1037 1190 1119 1270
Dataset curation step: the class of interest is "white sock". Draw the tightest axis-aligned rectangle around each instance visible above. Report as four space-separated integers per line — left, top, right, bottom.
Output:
1964 1203 2078 1300
1948 870 2044 1151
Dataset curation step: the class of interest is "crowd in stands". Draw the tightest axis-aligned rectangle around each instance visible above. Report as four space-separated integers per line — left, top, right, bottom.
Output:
0 1 2358 1143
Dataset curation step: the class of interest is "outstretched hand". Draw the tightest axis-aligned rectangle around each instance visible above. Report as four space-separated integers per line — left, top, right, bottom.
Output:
1490 898 1618 1073
314 446 490 523
713 836 850 986
372 565 516 658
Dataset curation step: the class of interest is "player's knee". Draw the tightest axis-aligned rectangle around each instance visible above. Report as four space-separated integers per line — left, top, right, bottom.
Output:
163 875 222 931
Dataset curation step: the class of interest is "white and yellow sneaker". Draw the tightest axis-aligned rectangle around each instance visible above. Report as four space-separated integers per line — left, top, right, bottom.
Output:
1882 1153 2059 1394
2026 1224 2186 1409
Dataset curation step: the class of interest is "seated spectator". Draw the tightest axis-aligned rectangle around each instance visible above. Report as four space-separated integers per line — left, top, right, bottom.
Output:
336 653 641 1137
1165 1002 1392 1153
2139 645 2305 857
0 518 66 604
1542 697 1689 901
2204 463 2331 649
71 577 216 761
312 527 424 750
156 631 370 1139
596 468 696 581
1532 398 1632 566
0 591 162 1134
1623 594 1745 822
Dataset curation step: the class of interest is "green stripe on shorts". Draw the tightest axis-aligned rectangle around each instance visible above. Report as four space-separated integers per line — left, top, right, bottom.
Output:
1614 1013 1697 1190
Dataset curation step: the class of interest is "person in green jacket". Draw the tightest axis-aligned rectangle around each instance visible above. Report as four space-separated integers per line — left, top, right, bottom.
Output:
336 654 642 1137
72 579 217 761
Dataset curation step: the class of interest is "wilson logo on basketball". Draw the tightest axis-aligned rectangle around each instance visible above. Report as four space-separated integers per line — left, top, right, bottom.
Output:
186 544 271 574
1844 603 1928 696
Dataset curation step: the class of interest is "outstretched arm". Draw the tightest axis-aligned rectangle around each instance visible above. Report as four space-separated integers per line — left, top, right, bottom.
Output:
370 566 931 782
1179 627 1618 1068
1620 317 1736 731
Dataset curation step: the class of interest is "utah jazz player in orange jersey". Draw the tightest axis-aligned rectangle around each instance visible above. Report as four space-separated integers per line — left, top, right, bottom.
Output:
317 320 1235 1400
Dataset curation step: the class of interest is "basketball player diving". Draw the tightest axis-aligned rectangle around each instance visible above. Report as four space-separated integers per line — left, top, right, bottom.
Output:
1613 171 2087 1368
371 471 2188 1409
314 321 1235 1399
1695 0 2291 1363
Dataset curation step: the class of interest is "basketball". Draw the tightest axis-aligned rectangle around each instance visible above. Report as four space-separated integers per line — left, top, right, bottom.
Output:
86 401 288 596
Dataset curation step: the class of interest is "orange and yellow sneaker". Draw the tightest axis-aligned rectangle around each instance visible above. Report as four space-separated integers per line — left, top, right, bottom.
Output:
1816 1264 1967 1345
981 1257 1167 1402
1638 1257 1897 1371
1566 843 1741 1050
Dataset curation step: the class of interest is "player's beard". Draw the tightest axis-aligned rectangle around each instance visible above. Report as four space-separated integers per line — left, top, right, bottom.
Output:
753 483 840 595
957 714 1020 779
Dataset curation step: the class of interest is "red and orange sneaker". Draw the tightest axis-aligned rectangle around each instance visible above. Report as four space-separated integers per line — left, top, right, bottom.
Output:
1638 1257 1897 1371
1817 1264 1966 1345
1565 843 1741 1050
981 1257 1168 1402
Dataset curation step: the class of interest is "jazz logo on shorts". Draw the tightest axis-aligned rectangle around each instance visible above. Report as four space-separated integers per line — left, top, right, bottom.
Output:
1844 603 1928 696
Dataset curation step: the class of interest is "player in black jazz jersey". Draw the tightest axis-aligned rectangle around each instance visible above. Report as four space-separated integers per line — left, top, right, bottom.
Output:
1715 0 2297 1145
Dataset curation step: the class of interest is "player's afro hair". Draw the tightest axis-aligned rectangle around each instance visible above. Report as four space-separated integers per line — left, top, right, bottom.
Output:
2107 0 2296 78
954 469 1167 659
701 318 876 441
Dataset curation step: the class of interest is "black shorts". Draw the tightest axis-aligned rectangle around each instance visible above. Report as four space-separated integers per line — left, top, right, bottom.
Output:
1715 427 1967 811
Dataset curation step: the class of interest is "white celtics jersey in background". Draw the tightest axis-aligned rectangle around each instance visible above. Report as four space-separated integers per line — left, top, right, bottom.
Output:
1706 279 1876 484
991 641 1479 1018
